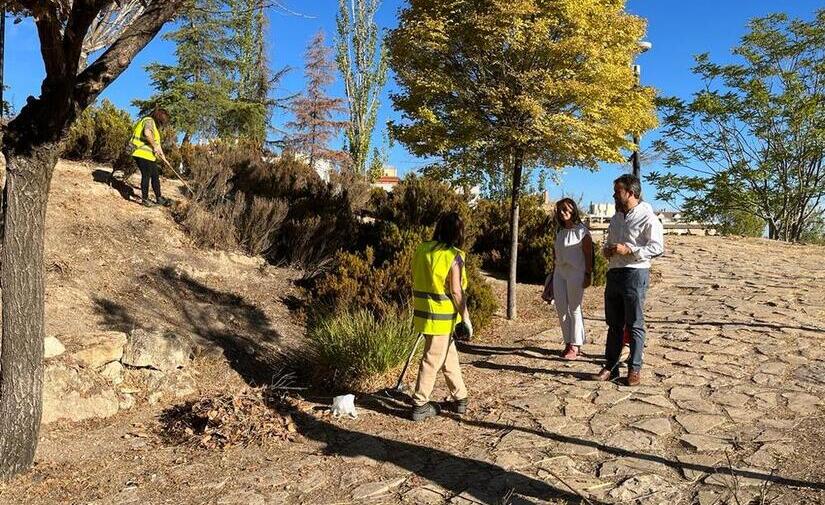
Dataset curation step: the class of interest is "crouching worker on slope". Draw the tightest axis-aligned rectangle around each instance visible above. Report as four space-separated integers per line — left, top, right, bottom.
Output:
410 212 472 422
130 108 171 208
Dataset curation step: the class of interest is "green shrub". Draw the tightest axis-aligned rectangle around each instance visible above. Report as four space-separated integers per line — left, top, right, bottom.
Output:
592 241 608 287
312 224 498 336
369 175 476 247
472 195 555 283
63 100 133 167
465 255 498 333
717 209 765 237
302 309 420 392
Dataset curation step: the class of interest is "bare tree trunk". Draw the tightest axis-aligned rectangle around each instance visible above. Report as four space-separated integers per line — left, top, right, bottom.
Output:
507 150 524 320
0 145 58 479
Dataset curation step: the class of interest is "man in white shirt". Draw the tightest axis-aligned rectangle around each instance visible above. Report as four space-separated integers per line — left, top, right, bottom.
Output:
594 174 664 386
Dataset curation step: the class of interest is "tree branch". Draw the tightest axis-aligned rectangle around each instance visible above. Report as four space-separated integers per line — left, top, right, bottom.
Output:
74 0 186 110
63 0 111 78
33 5 64 79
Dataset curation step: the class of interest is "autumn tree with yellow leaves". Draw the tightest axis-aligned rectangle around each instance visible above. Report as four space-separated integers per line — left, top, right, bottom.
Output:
387 0 658 319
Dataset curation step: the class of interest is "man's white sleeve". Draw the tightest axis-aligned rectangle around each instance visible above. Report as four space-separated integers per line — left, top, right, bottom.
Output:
631 216 664 261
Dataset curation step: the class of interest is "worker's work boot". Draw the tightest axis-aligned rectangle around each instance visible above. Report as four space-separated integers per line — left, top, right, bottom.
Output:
446 397 468 415
142 198 155 208
411 402 439 421
626 370 641 387
156 196 171 207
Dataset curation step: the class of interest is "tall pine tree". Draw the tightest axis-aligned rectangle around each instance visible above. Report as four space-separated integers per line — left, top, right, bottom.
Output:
135 0 230 145
223 0 272 144
287 31 348 169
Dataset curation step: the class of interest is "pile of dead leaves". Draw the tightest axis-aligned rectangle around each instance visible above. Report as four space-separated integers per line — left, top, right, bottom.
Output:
159 388 299 449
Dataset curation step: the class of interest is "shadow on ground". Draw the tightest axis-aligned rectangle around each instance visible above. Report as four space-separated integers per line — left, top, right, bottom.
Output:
353 396 825 498
93 266 285 386
458 342 605 364
91 168 137 202
289 407 606 505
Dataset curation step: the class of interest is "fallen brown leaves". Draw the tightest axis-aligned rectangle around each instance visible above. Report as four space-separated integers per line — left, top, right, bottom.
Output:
159 388 299 449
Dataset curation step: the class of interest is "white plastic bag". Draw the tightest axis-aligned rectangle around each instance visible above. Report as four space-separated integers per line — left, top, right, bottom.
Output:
331 394 358 419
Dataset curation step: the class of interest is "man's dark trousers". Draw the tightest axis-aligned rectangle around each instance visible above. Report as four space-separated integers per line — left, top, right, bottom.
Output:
604 268 649 373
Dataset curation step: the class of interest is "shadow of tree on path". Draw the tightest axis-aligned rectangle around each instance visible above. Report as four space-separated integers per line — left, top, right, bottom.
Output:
354 396 825 495
469 360 598 381
458 342 605 364
289 408 608 505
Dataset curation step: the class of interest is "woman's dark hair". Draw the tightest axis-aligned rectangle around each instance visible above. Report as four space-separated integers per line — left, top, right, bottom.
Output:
433 212 465 249
152 108 170 126
554 198 581 230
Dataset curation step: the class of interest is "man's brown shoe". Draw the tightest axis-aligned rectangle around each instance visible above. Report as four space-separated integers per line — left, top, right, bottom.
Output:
626 370 641 386
594 368 618 382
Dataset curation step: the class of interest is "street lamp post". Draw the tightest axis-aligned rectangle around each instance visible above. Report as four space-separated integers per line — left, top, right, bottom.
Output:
631 40 652 180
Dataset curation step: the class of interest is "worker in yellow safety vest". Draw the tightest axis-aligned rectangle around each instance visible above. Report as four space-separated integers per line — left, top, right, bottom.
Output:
130 108 171 207
410 212 473 421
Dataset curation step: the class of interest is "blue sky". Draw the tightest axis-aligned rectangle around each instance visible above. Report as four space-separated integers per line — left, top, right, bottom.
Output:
3 1 822 209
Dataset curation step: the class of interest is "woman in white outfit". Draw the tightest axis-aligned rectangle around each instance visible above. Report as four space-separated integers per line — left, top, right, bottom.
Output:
551 198 593 360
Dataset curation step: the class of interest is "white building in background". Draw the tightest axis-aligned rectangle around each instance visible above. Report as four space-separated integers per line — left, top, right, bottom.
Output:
372 166 401 192
370 166 482 203
589 202 616 223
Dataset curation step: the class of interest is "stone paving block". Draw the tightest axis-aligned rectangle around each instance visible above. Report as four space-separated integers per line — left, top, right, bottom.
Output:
605 429 661 453
709 391 750 408
724 407 760 423
745 442 795 469
563 399 597 419
605 400 669 417
404 484 446 505
757 361 789 375
704 468 774 488
537 415 568 433
608 474 681 505
782 391 821 415
675 414 728 434
636 395 675 408
679 434 733 452
676 453 724 481
496 430 552 450
593 389 632 405
631 417 673 437
675 399 719 414
494 451 532 471
551 439 600 458
669 386 704 402
598 457 670 479
589 413 623 436
507 394 559 415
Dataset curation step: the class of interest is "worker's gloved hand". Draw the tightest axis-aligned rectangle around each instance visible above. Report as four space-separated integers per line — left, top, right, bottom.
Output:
454 320 473 342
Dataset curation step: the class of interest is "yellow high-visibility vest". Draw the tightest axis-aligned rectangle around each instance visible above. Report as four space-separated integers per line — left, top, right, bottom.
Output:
412 241 468 335
131 117 161 162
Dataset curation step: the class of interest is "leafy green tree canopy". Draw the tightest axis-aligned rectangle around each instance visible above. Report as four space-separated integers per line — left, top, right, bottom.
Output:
650 10 825 242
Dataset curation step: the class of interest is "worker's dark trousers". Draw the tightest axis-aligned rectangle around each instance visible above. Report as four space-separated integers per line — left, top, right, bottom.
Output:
134 156 162 201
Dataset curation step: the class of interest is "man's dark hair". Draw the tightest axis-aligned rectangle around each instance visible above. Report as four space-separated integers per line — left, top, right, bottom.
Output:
433 212 465 249
614 174 642 199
